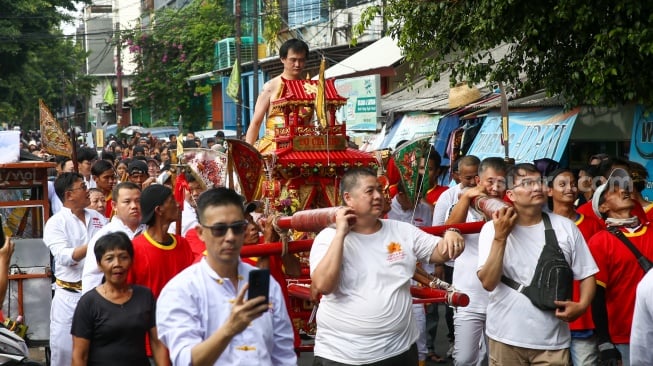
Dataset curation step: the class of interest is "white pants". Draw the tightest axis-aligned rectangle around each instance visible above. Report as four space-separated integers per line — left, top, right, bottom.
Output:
50 288 81 366
570 336 597 366
412 303 427 361
453 310 488 366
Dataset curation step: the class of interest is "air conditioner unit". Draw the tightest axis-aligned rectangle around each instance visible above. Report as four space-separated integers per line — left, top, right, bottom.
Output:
214 37 266 70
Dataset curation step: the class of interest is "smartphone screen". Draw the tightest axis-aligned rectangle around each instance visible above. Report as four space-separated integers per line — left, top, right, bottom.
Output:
247 269 270 304
0 215 5 249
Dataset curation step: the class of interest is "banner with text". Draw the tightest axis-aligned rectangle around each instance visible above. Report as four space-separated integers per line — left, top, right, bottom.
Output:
467 107 579 163
334 75 381 131
629 105 653 200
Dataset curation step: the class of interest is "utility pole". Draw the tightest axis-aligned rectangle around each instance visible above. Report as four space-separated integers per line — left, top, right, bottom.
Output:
252 0 259 105
61 70 68 130
115 21 124 127
235 0 242 139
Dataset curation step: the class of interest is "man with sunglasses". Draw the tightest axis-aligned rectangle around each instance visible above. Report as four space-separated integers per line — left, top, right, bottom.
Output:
477 163 597 365
44 172 107 366
156 187 297 366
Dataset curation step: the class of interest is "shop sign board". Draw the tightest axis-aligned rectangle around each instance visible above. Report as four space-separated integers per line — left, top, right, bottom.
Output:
629 105 653 200
334 75 381 131
467 107 579 163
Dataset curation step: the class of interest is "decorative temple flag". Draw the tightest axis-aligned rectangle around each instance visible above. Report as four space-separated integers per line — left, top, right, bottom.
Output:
226 62 241 101
39 99 72 158
315 57 327 128
103 84 115 105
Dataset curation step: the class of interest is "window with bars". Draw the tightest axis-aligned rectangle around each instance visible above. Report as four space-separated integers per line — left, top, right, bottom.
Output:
288 0 327 28
331 0 371 9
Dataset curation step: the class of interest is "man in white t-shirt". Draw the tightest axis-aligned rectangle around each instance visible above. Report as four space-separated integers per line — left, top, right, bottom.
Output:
432 154 480 358
477 163 598 364
631 269 653 364
445 156 507 365
310 168 465 365
387 179 434 365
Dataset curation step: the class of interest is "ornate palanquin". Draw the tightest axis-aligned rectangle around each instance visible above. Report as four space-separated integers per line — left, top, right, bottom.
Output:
260 78 378 212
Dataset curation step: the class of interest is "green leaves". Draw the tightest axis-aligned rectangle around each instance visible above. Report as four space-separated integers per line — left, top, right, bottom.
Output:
356 0 653 108
123 0 232 131
0 0 93 126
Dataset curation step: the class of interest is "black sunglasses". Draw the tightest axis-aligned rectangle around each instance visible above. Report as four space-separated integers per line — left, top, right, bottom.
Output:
201 220 249 237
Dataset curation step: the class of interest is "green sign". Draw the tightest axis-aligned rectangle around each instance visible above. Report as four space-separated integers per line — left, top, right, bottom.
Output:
334 75 381 131
355 97 377 113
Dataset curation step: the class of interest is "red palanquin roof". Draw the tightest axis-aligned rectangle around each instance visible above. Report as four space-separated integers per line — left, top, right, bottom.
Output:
276 147 377 166
273 78 347 107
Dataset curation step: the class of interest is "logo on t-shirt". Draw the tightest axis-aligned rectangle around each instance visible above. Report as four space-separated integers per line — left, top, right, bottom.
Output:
91 217 104 228
386 242 406 262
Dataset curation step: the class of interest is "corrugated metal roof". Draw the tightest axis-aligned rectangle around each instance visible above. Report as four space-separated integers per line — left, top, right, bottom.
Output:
470 90 566 111
381 74 491 113
381 43 513 114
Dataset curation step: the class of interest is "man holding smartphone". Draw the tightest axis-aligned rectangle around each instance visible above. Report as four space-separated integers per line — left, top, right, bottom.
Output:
156 187 296 365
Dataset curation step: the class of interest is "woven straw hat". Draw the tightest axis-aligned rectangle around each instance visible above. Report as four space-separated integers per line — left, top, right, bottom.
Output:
448 82 481 108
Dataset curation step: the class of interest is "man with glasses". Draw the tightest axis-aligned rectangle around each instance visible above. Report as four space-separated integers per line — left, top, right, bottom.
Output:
81 182 146 294
477 163 598 365
156 187 297 365
44 172 107 366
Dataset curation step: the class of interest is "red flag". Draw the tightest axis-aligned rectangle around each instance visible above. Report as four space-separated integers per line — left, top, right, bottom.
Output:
174 172 189 211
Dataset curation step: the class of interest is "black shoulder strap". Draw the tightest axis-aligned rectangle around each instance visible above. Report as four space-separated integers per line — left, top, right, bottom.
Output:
607 227 653 273
501 213 558 292
541 212 559 250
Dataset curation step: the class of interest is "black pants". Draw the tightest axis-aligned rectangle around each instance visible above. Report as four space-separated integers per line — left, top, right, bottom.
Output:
313 343 418 366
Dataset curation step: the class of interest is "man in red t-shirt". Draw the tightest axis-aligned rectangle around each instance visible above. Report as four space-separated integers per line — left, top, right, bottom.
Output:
587 168 653 365
548 169 604 365
129 185 194 357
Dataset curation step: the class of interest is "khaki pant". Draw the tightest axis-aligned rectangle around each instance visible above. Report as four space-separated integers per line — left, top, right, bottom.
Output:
489 338 570 366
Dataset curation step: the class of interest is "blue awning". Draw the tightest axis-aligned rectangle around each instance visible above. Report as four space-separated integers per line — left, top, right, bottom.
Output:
379 112 439 150
466 107 579 163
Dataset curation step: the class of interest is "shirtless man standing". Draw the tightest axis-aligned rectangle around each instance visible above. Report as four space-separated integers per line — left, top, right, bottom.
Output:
245 39 310 153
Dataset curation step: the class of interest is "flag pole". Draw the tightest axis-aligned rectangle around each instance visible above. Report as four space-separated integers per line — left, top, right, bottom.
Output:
70 125 79 173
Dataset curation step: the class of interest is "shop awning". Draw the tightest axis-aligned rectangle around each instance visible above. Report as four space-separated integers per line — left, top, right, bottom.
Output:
466 107 579 163
323 36 403 79
379 112 439 150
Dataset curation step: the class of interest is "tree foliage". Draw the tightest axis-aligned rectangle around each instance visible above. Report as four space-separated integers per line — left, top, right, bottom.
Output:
0 0 95 126
357 0 653 107
123 0 232 132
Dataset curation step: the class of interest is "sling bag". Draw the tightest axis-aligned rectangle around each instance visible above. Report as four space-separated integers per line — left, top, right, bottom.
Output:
607 226 653 273
501 213 573 311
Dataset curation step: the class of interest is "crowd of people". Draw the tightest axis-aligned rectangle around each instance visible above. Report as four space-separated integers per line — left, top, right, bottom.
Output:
1 36 651 366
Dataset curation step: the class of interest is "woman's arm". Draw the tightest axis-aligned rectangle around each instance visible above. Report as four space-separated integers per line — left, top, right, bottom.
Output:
150 327 171 366
71 336 90 366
